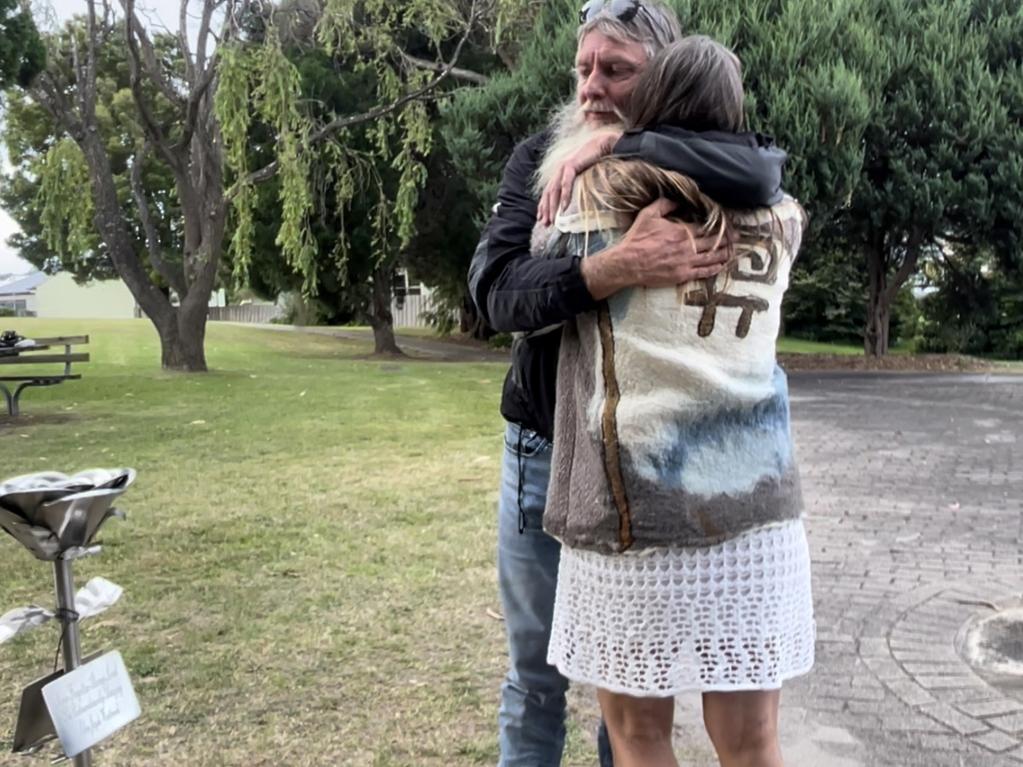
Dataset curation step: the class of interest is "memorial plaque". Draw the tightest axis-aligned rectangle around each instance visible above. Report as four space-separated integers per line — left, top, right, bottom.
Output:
42 651 141 758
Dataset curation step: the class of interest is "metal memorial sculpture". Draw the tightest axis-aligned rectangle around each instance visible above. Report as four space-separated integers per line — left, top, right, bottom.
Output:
0 469 140 766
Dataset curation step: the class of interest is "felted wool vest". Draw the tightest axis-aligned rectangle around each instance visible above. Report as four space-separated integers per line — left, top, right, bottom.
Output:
542 195 807 554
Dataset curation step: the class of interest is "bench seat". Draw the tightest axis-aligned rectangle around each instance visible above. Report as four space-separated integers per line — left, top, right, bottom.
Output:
0 335 89 416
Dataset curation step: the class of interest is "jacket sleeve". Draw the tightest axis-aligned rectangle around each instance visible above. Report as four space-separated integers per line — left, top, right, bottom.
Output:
468 136 599 333
613 129 787 209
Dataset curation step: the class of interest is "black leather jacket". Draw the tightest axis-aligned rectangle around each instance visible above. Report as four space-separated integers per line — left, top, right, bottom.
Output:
468 126 788 439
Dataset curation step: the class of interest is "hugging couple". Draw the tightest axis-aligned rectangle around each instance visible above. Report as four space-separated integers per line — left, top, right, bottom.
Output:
469 2 815 766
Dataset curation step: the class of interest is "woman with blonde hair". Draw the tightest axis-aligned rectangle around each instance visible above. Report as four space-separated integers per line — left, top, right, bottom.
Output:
536 35 815 767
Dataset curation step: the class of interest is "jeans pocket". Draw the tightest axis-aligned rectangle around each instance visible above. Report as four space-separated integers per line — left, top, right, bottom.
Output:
504 425 551 458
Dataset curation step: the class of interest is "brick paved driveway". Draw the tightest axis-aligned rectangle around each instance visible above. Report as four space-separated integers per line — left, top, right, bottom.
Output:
571 372 1023 766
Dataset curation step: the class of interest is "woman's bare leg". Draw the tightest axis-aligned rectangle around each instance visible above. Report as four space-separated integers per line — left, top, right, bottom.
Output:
702 689 784 767
597 688 678 767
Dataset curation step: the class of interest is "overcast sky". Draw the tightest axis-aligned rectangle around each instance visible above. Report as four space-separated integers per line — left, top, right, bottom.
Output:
0 0 191 274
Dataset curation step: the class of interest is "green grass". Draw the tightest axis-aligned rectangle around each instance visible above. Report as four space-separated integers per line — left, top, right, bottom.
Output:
0 319 601 766
776 337 864 355
776 337 921 355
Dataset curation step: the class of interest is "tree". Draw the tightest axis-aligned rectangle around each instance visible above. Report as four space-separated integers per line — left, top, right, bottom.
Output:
917 245 1023 359
217 0 532 355
844 0 1023 356
223 5 509 348
7 0 525 368
404 129 489 335
1 46 177 285
0 0 45 89
13 4 238 370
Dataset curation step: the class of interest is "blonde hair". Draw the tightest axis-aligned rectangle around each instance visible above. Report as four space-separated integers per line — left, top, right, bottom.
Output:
575 156 732 259
573 155 790 307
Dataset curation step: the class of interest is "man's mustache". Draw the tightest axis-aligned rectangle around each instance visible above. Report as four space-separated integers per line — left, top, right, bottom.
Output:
581 100 625 119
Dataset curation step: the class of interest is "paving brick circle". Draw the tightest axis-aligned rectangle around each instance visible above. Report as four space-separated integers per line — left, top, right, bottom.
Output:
959 604 1023 681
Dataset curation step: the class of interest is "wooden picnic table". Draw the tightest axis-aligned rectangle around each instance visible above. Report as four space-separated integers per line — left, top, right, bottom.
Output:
0 335 90 416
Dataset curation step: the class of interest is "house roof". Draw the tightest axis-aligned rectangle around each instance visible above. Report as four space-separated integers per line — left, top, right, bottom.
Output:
0 271 47 296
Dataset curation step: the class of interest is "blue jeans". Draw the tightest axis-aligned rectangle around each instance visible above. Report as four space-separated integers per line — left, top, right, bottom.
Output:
497 422 614 767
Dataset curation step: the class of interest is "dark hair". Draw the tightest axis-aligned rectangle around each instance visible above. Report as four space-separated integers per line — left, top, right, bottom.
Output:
627 35 745 132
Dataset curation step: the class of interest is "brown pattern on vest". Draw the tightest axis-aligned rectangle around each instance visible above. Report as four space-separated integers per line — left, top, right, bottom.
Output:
682 220 784 338
596 302 634 550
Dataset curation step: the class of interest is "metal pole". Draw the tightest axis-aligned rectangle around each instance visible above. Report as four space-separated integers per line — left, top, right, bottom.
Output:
53 558 92 767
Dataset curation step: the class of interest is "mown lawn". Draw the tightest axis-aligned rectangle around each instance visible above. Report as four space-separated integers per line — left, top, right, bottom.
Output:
0 319 597 766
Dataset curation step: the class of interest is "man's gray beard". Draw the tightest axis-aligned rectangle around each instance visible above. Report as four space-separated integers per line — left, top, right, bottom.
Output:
548 99 588 146
533 100 625 199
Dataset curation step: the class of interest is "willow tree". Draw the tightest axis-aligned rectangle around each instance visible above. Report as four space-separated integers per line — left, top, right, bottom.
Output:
16 0 524 368
216 0 533 354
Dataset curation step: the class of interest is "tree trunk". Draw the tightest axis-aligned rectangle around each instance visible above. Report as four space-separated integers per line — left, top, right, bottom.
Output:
369 267 403 356
77 129 206 369
865 246 891 357
153 306 208 371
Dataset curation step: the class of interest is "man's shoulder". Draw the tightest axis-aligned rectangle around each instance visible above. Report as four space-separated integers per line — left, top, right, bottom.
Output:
517 130 551 154
508 130 551 169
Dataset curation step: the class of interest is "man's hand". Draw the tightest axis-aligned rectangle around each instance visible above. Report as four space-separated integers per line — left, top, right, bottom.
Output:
537 129 623 226
579 198 733 301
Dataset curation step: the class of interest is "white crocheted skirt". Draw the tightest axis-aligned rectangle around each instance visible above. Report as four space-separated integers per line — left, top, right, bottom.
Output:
547 519 815 697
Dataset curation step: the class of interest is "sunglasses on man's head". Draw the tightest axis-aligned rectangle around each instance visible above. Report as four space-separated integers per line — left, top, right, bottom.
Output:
579 0 646 24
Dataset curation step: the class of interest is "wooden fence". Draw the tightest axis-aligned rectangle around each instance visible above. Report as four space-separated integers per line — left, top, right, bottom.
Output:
204 295 450 328
391 293 456 328
208 304 284 324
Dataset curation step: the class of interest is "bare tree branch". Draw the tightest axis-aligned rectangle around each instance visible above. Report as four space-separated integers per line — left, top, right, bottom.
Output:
30 74 83 136
69 27 86 114
123 0 185 173
177 0 233 151
84 0 100 113
130 143 189 296
97 0 117 45
117 0 187 105
398 49 489 85
179 0 196 83
181 48 219 137
195 0 222 72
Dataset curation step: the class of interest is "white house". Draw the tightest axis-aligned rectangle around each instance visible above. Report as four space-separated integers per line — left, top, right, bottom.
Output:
0 272 47 316
35 273 137 319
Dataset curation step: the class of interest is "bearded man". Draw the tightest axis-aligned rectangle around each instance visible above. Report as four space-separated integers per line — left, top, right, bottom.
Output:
468 2 787 765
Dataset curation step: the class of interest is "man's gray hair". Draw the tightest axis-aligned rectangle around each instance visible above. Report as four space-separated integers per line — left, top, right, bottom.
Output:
577 1 682 60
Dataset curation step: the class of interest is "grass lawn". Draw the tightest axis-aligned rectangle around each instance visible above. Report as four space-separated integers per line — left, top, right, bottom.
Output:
776 337 863 355
0 319 598 766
